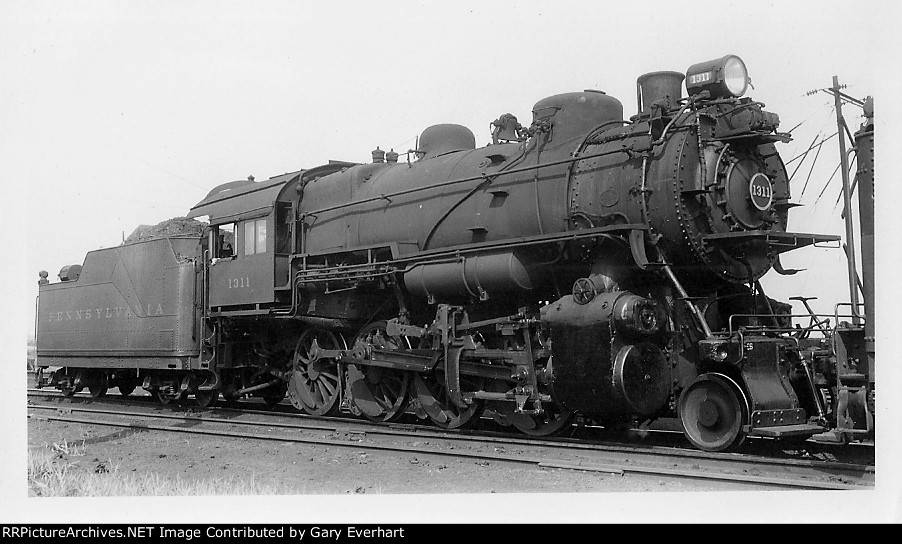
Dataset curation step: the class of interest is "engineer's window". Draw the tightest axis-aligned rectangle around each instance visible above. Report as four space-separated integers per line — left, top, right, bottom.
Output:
244 219 267 255
216 223 235 258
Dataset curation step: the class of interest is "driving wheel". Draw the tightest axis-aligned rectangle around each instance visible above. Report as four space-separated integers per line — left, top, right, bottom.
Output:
412 371 484 430
509 401 575 437
347 321 411 423
288 328 345 416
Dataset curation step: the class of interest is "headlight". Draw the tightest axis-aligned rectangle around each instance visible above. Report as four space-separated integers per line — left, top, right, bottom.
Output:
685 55 749 99
613 295 662 335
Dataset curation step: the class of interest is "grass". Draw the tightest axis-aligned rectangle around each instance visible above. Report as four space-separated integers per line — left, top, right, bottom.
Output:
28 440 304 497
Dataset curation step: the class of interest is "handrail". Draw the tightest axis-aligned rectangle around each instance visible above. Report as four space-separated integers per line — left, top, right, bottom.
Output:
718 312 859 337
292 223 644 268
834 302 866 328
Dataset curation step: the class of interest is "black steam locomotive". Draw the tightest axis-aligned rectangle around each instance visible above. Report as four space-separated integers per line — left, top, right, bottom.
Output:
35 55 874 451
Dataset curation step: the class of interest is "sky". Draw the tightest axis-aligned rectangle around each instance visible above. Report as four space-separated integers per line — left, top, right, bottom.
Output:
2 0 900 523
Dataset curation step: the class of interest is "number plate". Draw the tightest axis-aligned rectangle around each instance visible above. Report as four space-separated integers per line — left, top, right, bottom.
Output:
687 71 713 86
748 173 773 211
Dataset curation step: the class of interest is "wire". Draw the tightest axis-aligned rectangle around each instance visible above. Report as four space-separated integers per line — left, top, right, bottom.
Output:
814 161 843 203
799 133 828 199
784 103 833 167
785 119 805 134
788 132 821 180
833 154 859 210
786 131 837 166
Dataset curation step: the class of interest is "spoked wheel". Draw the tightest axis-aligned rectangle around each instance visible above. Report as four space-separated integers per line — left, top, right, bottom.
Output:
678 373 750 452
509 402 575 437
513 357 574 437
486 384 575 436
347 321 411 423
288 328 345 416
412 371 484 430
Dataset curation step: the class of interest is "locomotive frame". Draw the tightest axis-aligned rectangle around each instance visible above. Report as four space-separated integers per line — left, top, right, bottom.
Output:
35 54 874 452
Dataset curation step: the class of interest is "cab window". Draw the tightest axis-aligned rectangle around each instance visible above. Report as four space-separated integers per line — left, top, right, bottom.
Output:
243 218 267 255
215 223 235 258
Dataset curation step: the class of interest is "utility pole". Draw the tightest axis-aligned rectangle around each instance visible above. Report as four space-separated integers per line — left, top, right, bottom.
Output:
808 78 874 440
831 75 861 324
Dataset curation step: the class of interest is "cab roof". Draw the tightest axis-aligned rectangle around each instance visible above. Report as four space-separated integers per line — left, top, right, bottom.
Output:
188 171 302 224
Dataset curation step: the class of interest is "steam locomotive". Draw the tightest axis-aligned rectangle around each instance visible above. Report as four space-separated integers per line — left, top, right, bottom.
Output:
35 55 874 452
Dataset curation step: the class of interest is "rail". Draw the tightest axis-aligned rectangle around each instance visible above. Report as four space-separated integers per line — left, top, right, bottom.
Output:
27 395 873 490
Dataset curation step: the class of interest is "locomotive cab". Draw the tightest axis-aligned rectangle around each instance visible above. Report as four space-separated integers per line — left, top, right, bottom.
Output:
189 173 301 310
207 216 273 308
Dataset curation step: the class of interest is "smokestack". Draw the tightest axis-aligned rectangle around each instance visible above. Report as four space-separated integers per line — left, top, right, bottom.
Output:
636 71 685 114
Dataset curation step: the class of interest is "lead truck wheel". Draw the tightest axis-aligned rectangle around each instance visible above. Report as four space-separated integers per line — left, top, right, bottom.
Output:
678 373 749 452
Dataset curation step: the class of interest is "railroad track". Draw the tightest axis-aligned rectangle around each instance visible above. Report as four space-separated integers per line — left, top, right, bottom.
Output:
27 387 875 461
27 390 874 490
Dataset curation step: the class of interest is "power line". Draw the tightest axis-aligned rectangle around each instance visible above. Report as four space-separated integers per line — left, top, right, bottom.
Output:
788 132 821 179
786 131 837 166
815 161 843 203
799 132 830 200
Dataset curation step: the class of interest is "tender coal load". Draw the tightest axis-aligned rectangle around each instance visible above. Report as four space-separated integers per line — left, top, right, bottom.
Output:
122 217 208 245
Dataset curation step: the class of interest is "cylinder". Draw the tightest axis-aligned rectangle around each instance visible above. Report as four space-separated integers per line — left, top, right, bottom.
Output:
541 291 670 416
